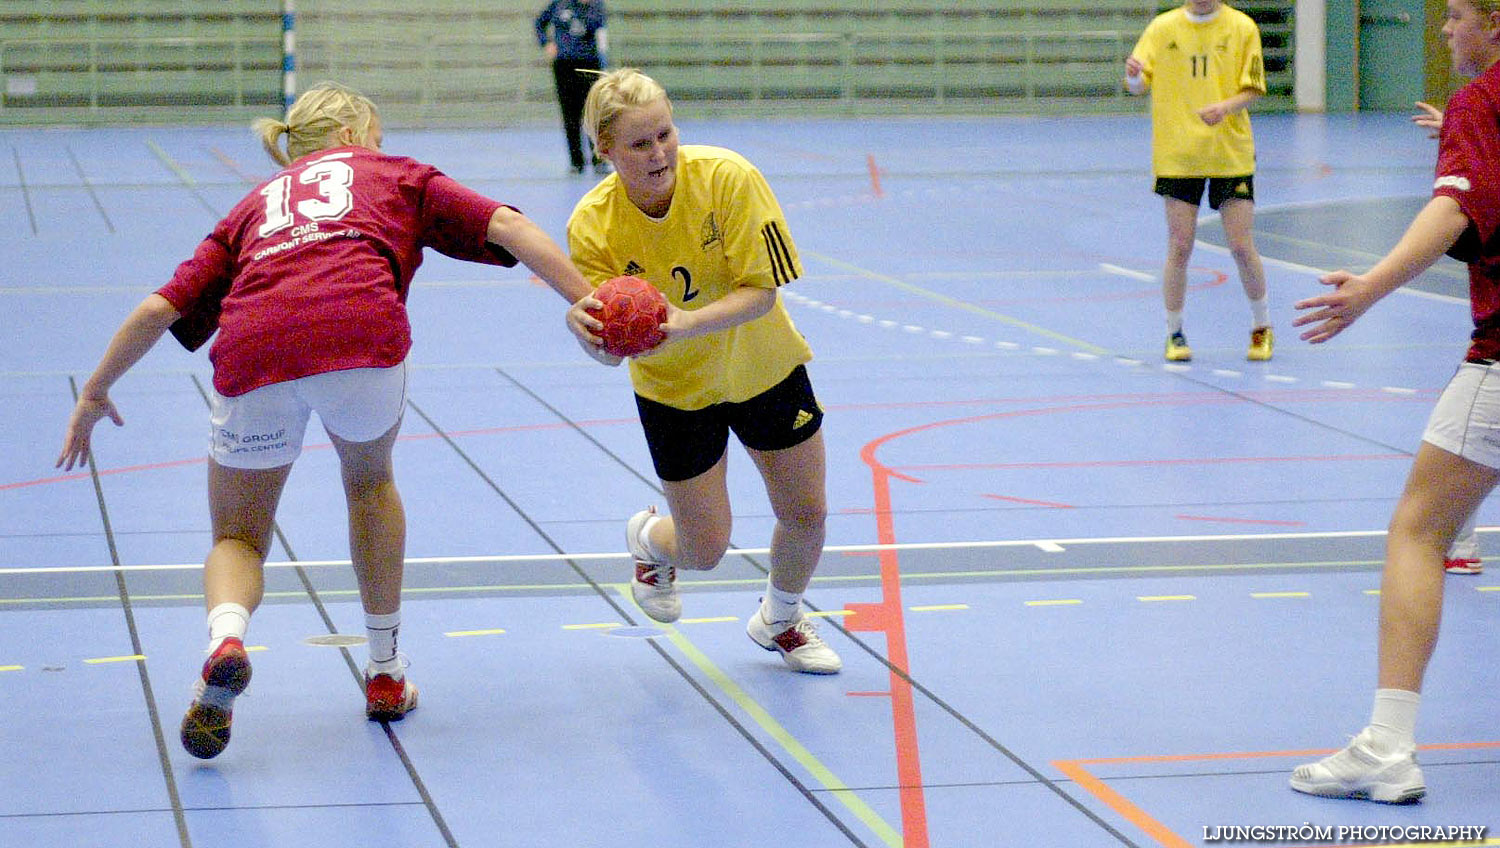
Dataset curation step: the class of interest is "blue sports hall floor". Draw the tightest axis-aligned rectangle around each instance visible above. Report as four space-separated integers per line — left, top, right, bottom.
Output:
3 109 1498 847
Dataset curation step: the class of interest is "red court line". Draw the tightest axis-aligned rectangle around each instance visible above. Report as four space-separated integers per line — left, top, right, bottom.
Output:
1054 743 1500 848
981 493 1076 509
6 418 636 493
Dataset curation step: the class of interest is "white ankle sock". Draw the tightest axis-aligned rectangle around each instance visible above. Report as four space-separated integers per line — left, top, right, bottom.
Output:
1250 296 1270 329
206 602 250 652
759 583 802 626
366 611 402 677
637 514 664 561
1166 311 1184 335
1367 688 1420 753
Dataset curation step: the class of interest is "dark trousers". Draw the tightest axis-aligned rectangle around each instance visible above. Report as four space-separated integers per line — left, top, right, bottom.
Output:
552 58 601 169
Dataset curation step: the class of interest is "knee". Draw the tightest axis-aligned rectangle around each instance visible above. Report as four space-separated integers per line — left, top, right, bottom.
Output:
1164 239 1194 266
778 501 827 536
674 526 731 570
1228 239 1259 265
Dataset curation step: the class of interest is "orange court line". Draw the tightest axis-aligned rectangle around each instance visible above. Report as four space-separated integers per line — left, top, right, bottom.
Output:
1053 742 1500 848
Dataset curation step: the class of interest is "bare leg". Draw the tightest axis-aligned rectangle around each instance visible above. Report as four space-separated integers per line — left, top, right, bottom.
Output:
1217 197 1267 306
745 430 827 595
327 422 405 616
1378 442 1498 691
650 449 733 571
1161 197 1199 315
204 459 293 613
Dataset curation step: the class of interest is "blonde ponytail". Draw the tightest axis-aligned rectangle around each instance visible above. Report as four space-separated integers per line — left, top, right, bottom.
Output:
249 81 379 167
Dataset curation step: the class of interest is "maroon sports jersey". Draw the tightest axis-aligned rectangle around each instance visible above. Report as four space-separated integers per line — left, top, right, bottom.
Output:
157 146 517 396
1434 60 1500 362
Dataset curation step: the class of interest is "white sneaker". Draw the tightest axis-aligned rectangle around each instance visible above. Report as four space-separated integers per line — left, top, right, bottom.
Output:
627 507 680 623
1289 729 1425 804
747 609 842 674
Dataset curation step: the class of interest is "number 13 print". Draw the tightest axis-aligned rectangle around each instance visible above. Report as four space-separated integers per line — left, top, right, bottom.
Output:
258 157 356 238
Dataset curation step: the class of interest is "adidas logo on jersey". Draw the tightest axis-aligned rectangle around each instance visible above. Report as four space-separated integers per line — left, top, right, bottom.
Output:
623 260 645 276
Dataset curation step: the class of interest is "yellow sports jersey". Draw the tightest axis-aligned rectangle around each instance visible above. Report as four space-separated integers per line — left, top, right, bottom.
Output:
568 144 812 410
1131 5 1265 177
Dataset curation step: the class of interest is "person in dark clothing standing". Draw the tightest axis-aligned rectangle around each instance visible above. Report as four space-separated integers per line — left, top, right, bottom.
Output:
535 0 609 174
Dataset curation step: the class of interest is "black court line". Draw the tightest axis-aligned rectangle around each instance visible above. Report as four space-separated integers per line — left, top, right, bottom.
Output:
404 396 873 848
70 375 192 848
480 371 1141 845
12 147 37 235
189 374 461 848
65 144 115 234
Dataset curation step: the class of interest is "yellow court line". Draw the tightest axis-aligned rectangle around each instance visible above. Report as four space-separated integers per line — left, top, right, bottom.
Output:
1026 599 1083 607
679 616 738 624
0 665 22 672
84 654 146 664
445 628 507 637
1365 589 1383 595
562 622 621 631
635 584 904 848
1250 592 1310 599
246 645 268 653
804 249 1112 355
805 609 853 618
909 604 968 612
1138 595 1196 602
1475 586 1500 592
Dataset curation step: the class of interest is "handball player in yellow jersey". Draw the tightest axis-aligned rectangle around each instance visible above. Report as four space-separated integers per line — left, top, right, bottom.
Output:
1126 0 1272 362
567 69 840 673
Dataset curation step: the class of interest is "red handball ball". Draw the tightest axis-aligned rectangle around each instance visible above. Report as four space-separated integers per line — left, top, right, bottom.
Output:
592 275 667 357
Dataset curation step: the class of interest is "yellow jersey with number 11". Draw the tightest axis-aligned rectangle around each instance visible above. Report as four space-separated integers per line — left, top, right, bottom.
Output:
1132 6 1265 177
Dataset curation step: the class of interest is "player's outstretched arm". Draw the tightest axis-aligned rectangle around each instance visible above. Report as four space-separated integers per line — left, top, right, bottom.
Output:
1293 195 1470 343
485 206 617 364
57 293 180 471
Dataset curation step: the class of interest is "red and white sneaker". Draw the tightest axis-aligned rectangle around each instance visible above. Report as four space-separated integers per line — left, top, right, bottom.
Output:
1445 557 1483 575
365 671 418 721
746 610 842 674
628 507 680 623
180 636 252 759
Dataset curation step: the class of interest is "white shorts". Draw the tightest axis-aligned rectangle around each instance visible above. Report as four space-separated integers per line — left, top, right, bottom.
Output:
1422 361 1500 470
208 362 408 470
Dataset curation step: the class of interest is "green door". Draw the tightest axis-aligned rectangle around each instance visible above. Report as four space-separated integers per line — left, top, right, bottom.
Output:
1357 0 1425 109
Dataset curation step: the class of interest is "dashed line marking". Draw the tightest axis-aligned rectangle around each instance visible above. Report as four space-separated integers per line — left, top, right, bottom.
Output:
1321 380 1356 389
909 604 968 612
445 628 506 637
1250 591 1310 599
563 622 622 631
0 665 22 672
1213 369 1241 378
1382 386 1418 394
680 616 739 624
1138 595 1196 602
1264 374 1299 383
84 654 146 664
1026 599 1083 607
806 609 853 618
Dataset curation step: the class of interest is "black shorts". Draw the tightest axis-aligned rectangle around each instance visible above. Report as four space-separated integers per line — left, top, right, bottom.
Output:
1154 175 1255 210
635 364 824 482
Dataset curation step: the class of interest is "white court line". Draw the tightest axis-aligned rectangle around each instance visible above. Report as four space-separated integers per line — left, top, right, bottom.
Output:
0 527 1475 576
1098 262 1156 282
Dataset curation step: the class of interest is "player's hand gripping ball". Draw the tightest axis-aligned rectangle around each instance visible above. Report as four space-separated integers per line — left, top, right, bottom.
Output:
592 275 667 357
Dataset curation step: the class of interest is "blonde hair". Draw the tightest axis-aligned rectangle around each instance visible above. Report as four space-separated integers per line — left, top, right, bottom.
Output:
581 68 671 151
251 81 379 167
